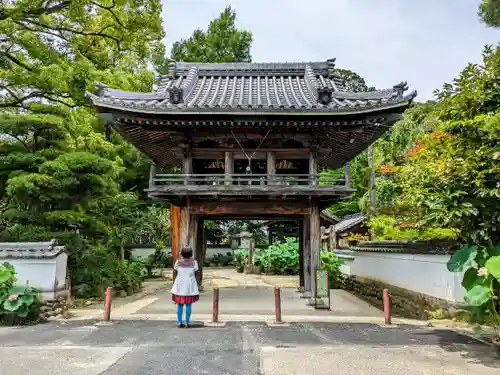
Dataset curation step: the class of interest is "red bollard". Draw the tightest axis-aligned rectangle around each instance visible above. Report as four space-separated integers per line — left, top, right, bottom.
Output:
383 288 391 325
212 288 219 323
103 287 112 321
274 287 282 323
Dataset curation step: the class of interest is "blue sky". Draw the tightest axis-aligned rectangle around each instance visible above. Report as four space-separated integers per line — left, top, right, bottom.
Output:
161 0 499 101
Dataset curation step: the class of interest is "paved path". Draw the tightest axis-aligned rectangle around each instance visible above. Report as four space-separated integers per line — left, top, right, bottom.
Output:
0 320 498 374
133 286 382 318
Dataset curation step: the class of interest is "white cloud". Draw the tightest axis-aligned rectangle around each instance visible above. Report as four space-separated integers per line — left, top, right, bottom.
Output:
161 0 499 101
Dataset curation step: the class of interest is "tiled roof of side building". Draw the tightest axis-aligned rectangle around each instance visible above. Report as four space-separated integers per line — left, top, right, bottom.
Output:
86 59 417 114
0 240 66 259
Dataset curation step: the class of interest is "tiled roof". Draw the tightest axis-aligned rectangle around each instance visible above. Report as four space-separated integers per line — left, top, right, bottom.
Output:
334 213 366 234
0 240 66 259
86 59 416 114
320 210 341 224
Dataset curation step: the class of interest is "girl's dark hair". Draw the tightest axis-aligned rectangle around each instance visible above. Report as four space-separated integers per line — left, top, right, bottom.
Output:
180 247 193 259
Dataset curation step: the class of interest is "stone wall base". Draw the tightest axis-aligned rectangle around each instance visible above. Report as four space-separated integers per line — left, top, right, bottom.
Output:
342 275 461 320
39 296 71 320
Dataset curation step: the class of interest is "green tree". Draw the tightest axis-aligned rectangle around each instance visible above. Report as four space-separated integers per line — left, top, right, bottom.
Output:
478 0 500 28
154 6 252 75
0 0 164 108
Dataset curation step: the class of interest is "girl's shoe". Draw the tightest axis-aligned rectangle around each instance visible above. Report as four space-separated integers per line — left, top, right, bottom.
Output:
178 323 185 328
184 324 190 328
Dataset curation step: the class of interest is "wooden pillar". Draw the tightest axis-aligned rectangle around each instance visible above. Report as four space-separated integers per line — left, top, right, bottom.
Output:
183 148 192 185
309 151 318 185
298 219 305 291
267 151 276 185
345 162 351 188
170 204 181 266
303 215 311 295
224 151 233 185
149 162 156 189
329 225 337 252
310 205 321 299
195 217 204 285
179 206 190 249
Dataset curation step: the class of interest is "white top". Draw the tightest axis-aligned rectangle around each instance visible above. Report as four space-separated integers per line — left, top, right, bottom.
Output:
171 259 200 296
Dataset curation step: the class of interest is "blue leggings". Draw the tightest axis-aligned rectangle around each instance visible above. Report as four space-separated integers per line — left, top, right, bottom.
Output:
176 304 192 325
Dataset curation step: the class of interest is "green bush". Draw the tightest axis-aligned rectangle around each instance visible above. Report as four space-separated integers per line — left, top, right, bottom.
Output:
320 252 344 287
212 252 233 267
72 245 147 298
0 262 41 325
367 215 459 241
234 238 300 275
257 238 299 274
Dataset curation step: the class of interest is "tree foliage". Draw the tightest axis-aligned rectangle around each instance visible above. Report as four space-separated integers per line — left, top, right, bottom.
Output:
0 1 168 297
154 6 252 75
478 0 500 28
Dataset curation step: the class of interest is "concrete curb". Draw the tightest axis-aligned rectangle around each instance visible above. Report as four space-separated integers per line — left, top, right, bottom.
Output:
79 313 426 326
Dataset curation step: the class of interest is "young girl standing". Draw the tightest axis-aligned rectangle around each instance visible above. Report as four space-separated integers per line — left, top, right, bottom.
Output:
171 247 200 328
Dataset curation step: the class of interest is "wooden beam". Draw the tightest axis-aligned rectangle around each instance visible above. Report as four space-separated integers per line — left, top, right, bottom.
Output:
189 201 311 216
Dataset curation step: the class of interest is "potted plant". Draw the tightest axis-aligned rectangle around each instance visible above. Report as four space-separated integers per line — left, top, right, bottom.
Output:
447 246 500 356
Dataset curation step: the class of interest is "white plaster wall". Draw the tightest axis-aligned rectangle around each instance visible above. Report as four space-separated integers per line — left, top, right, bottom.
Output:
345 251 465 303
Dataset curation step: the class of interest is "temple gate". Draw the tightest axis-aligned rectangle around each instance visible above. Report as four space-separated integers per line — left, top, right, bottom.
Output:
87 59 416 299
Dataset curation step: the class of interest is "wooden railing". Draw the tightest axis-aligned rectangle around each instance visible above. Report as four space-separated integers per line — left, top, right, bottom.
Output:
151 173 345 188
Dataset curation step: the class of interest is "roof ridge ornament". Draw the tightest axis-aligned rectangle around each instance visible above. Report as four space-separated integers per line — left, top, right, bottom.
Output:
326 58 336 76
317 86 333 105
95 83 109 97
168 86 184 104
168 61 177 78
392 81 409 97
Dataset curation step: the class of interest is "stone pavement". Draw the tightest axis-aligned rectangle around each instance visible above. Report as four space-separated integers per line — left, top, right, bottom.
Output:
131 286 382 318
0 320 498 375
69 269 383 322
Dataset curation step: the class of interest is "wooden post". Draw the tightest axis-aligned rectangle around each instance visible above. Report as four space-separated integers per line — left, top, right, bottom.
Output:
248 238 255 267
298 219 305 291
383 289 392 325
212 288 220 323
309 150 317 185
149 162 156 189
329 225 336 252
196 217 204 285
103 287 112 321
274 287 282 323
303 216 311 295
310 205 321 300
344 162 351 188
170 204 181 266
267 151 276 185
179 206 190 250
184 147 192 185
224 151 233 185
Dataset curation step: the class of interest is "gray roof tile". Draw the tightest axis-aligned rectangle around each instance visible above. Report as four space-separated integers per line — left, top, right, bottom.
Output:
87 59 416 114
334 213 366 234
0 240 66 259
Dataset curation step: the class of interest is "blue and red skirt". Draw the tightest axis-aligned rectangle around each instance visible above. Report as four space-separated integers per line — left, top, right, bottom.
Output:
172 294 200 304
